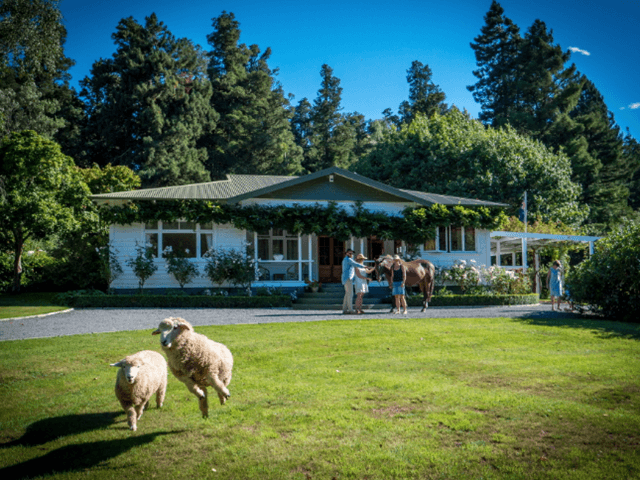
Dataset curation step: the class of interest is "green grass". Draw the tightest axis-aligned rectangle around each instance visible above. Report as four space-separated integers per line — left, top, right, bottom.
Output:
0 292 69 319
1 316 640 479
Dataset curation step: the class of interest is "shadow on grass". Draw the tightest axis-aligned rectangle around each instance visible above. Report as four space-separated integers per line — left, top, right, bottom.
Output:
516 311 640 340
0 431 177 479
1 411 122 448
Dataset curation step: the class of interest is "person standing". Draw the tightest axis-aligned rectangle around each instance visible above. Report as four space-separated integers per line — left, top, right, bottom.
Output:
546 260 563 311
342 249 364 314
354 254 375 314
391 255 408 314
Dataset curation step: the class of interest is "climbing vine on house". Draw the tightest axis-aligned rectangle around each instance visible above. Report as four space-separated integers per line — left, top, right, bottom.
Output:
98 201 507 244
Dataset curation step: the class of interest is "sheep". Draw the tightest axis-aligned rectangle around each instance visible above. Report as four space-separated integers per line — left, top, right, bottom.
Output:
110 350 167 431
152 317 233 418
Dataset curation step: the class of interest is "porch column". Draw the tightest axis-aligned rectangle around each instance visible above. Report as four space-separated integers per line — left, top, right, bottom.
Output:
254 232 259 281
522 237 528 272
589 241 595 256
535 250 541 295
350 237 354 251
496 241 501 267
298 233 302 281
359 238 364 256
308 235 313 282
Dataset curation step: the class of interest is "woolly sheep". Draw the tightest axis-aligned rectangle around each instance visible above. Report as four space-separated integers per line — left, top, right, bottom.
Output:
152 317 233 418
110 350 167 431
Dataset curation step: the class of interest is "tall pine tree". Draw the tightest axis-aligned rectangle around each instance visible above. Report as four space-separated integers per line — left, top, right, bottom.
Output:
204 11 302 179
398 61 447 124
304 64 355 171
0 0 76 139
79 13 215 187
467 0 522 127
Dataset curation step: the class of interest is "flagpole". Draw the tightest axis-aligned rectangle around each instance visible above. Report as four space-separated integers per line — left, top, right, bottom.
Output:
522 192 527 272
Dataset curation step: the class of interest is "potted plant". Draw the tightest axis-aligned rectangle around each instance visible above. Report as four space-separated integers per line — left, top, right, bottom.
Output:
305 279 322 293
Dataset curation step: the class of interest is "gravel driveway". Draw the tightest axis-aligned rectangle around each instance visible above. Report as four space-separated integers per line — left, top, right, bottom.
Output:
0 304 579 342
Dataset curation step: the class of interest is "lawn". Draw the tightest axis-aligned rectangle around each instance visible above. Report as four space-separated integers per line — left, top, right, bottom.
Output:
0 292 69 320
1 316 639 479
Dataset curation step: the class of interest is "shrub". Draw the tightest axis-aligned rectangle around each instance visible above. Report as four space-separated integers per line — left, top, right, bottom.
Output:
162 246 198 289
58 294 291 309
126 242 158 290
203 247 255 292
568 222 640 321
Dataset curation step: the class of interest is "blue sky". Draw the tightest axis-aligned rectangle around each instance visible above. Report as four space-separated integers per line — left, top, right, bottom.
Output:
60 0 640 140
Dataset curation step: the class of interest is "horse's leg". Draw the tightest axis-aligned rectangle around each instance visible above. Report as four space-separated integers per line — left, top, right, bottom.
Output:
420 279 428 312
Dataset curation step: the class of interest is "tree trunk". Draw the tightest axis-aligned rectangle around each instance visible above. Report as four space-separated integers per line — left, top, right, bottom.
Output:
11 227 24 293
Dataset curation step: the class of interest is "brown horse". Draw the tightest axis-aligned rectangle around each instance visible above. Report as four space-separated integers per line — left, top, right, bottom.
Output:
375 255 436 312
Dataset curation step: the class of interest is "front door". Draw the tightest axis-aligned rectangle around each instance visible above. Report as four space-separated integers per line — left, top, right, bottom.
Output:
318 236 344 283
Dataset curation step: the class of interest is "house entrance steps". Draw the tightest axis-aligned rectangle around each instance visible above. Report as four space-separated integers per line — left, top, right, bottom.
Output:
293 283 390 311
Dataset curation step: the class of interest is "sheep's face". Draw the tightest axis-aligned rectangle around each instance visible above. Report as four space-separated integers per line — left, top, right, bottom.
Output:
152 317 192 348
110 359 141 384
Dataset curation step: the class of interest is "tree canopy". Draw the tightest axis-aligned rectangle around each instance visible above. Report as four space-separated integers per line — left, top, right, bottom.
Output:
353 110 587 226
0 130 90 291
204 11 303 179
78 13 215 187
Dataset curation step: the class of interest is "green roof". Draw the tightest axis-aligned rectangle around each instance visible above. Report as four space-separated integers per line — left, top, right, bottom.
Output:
91 167 507 208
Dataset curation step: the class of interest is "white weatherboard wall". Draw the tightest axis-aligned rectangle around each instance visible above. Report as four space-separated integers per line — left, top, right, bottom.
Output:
110 223 246 290
419 229 492 269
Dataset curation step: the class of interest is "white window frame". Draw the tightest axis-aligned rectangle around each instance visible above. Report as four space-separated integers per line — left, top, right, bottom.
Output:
144 220 216 259
256 228 299 260
424 226 476 253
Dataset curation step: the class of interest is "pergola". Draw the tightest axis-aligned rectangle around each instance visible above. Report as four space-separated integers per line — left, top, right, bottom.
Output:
490 231 602 294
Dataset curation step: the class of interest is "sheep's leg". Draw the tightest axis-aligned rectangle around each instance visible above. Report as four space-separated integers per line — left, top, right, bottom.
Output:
125 406 137 431
207 374 231 405
179 377 209 418
156 385 166 408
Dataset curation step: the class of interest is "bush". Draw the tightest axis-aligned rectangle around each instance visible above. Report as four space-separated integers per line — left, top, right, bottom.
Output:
568 222 640 321
0 250 61 292
126 242 158 290
162 246 199 289
203 247 255 292
58 293 291 309
406 293 539 307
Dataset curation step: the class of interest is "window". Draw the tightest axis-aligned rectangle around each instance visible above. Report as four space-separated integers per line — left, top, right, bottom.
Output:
424 226 476 252
256 229 299 260
144 221 215 258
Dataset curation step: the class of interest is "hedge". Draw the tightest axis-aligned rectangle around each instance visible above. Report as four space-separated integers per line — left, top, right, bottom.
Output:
61 294 292 309
406 294 539 307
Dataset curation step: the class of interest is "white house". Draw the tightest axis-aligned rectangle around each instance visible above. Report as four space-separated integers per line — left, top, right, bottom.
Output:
91 167 509 291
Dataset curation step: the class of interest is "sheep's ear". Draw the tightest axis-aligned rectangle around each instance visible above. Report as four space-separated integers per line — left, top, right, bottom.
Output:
110 360 125 367
152 328 161 335
175 318 193 331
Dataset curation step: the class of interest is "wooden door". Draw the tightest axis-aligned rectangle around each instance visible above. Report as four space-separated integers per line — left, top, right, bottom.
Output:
318 236 344 283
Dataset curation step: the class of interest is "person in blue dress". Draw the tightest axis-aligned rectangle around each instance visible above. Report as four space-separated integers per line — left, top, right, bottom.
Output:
546 260 563 311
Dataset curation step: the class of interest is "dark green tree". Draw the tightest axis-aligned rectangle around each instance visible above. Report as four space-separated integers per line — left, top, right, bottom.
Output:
398 60 447 124
291 97 314 168
0 131 90 292
305 64 355 171
79 13 215 187
623 130 640 212
204 11 302 179
467 0 522 126
353 110 587 226
568 78 637 229
0 0 77 139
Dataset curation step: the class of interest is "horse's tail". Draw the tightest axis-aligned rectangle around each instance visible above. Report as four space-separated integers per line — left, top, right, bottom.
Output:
417 259 436 301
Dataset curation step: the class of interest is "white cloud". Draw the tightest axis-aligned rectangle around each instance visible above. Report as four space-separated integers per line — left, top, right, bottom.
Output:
630 103 640 110
569 46 591 56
